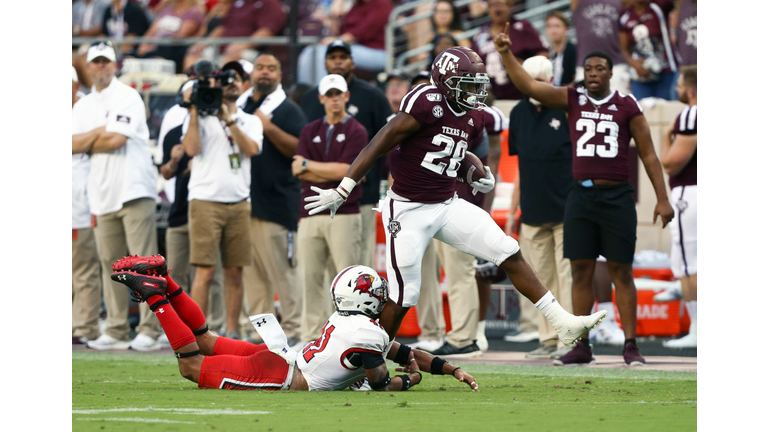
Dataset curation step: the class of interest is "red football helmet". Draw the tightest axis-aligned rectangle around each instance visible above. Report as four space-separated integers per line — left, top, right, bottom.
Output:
430 46 490 111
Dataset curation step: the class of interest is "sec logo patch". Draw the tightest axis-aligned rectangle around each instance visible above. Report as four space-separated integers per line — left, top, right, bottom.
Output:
432 105 444 118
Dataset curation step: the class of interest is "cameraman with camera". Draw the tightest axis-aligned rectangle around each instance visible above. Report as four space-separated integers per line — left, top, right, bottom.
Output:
182 60 263 340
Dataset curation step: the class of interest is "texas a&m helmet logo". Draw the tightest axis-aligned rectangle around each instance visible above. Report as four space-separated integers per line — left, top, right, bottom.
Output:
434 52 460 75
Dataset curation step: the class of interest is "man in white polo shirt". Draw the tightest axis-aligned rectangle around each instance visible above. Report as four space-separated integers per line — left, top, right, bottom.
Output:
182 60 263 340
72 40 162 351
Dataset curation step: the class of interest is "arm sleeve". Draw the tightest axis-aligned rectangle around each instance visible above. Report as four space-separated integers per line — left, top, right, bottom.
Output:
105 93 146 139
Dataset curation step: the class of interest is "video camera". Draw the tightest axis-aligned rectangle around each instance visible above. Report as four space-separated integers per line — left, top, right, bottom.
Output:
184 60 239 115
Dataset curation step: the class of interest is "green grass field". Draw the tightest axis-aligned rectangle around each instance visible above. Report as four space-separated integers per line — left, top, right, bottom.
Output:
73 351 696 431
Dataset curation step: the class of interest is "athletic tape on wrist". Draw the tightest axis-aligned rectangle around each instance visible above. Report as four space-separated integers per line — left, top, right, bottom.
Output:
336 177 357 199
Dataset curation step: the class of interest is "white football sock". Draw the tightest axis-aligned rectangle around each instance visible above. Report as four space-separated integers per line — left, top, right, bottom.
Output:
597 302 615 320
535 291 559 317
476 320 486 338
686 300 697 320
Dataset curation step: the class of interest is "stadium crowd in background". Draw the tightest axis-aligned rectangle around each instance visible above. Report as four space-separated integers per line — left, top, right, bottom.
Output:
72 0 697 354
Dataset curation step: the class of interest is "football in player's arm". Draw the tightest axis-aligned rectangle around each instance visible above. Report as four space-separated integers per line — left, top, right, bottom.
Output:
492 22 673 227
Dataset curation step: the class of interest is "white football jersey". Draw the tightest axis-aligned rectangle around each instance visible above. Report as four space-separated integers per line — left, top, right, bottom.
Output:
296 312 390 391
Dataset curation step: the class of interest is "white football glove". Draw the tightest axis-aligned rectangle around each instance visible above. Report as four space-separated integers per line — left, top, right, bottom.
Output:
304 186 346 218
470 166 495 195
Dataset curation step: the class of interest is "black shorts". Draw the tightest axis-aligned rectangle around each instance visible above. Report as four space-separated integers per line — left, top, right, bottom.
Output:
563 182 637 263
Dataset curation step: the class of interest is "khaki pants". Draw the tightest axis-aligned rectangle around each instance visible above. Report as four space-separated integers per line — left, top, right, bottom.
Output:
520 222 573 347
359 203 376 268
242 218 301 340
435 241 479 348
415 240 444 341
166 224 226 333
94 198 160 340
72 226 101 339
298 213 362 341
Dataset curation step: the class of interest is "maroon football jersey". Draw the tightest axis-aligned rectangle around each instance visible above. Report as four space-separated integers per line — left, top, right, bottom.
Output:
567 87 643 182
389 84 485 203
669 104 697 188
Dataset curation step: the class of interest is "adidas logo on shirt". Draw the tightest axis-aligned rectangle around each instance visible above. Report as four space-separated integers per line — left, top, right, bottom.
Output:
313 136 321 143
468 118 474 126
608 104 618 111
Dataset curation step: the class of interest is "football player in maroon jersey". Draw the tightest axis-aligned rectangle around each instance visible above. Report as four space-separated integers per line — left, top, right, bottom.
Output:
493 23 674 365
305 46 608 349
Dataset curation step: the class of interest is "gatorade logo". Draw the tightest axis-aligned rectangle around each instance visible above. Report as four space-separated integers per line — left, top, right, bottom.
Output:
637 303 669 320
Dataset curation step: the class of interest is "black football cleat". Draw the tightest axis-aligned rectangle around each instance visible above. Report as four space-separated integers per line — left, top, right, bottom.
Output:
111 271 167 302
112 255 168 277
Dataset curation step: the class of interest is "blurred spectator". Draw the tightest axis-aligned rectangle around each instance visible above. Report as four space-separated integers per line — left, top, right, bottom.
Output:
72 41 162 351
619 0 678 100
131 0 205 73
504 56 573 359
181 60 263 339
287 82 313 105
383 70 411 115
300 40 392 269
570 0 631 95
292 74 368 344
73 0 109 37
72 66 102 346
190 0 287 66
430 33 459 64
432 0 470 47
670 0 696 66
236 53 308 346
297 0 393 85
471 0 549 100
101 0 151 55
545 11 576 87
182 0 233 70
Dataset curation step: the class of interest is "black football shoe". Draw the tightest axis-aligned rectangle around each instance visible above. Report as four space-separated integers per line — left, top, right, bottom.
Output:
112 255 168 277
111 271 167 303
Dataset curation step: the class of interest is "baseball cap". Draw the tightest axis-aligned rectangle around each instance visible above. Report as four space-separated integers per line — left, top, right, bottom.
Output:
87 41 117 63
326 39 352 57
72 66 79 83
385 69 410 84
411 70 431 86
238 59 254 76
318 74 348 95
221 61 248 80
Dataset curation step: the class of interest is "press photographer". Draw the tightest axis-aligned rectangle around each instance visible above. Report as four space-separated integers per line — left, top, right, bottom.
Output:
181 60 264 340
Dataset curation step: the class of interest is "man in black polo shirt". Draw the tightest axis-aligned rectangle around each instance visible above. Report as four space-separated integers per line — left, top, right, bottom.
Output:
237 53 308 346
300 40 392 268
505 56 574 360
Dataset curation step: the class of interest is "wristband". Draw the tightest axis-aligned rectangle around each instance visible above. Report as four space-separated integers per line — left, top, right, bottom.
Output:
452 367 461 378
431 357 447 375
393 344 412 365
336 177 357 199
412 370 422 383
398 374 411 391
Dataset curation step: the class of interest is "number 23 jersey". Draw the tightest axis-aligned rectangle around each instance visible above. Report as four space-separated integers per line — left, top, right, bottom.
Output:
389 84 485 203
567 87 644 182
296 312 390 391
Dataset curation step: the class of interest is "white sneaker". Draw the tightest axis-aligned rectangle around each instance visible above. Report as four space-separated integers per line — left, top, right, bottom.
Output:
86 334 131 351
551 310 608 346
349 378 371 391
408 339 443 352
129 334 162 352
476 334 489 352
590 319 625 346
503 331 539 343
654 283 682 302
662 333 697 348
157 333 171 348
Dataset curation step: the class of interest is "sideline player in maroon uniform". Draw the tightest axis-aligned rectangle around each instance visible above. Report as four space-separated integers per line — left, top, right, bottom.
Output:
493 23 674 365
304 46 608 348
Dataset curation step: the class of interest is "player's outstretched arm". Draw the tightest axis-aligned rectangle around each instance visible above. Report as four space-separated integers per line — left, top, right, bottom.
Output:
630 115 674 228
304 113 420 217
366 351 423 391
388 341 480 392
493 22 567 110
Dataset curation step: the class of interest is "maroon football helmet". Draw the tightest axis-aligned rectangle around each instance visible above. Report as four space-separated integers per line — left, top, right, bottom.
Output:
430 46 490 111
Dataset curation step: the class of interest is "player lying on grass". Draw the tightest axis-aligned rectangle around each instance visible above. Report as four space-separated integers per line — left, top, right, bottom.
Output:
110 255 479 392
